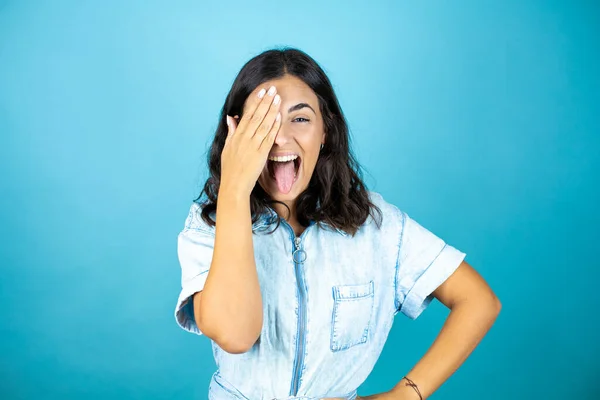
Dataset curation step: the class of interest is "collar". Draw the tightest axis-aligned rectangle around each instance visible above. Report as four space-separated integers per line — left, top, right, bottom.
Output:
253 207 348 237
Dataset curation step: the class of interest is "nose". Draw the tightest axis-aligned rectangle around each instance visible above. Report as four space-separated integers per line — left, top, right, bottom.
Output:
273 124 291 147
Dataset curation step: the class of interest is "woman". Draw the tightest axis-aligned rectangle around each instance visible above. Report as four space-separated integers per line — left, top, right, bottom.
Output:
174 48 501 400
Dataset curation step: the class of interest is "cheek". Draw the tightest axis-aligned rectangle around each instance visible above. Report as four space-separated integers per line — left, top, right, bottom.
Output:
299 141 322 172
294 125 322 146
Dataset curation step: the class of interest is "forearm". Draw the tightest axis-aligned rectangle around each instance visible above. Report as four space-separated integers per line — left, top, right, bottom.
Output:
197 187 263 351
393 297 501 399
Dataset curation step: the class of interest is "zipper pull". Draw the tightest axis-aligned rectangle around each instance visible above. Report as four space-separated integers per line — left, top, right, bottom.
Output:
293 236 306 263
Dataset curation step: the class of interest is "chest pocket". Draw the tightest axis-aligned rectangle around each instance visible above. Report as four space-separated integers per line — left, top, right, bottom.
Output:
330 280 374 352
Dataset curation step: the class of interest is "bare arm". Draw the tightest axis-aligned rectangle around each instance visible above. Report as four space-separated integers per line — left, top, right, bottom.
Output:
392 260 501 399
359 261 500 400
192 190 262 354
190 85 282 354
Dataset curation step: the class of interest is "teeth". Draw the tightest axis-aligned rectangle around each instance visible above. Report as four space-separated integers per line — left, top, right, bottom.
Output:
268 154 299 162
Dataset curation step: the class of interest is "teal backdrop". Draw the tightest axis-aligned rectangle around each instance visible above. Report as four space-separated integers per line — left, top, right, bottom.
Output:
1 1 598 399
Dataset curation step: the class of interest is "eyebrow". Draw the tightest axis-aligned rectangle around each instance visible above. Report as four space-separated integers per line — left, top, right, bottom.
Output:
288 102 316 115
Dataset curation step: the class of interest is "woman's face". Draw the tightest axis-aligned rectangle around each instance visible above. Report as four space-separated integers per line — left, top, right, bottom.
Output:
243 75 325 205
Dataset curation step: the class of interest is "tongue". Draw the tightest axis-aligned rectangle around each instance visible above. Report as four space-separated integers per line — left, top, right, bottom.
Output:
272 160 295 194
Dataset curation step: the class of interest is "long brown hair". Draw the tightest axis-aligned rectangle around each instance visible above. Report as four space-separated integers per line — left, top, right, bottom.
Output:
197 47 381 236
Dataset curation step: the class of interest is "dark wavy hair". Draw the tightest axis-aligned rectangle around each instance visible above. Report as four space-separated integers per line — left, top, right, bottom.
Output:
196 47 381 236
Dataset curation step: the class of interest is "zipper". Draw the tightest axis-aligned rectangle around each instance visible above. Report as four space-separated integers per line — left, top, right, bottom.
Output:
284 222 310 397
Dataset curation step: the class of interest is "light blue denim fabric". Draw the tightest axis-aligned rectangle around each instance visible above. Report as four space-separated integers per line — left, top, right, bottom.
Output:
174 191 466 400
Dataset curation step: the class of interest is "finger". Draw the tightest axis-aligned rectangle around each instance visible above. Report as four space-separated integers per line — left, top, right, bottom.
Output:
253 93 281 142
225 115 237 140
240 85 277 136
259 111 281 150
234 87 267 134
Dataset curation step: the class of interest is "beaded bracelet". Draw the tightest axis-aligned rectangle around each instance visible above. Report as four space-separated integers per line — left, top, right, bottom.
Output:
401 376 423 400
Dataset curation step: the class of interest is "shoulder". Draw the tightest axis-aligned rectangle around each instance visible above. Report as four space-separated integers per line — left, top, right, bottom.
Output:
182 200 216 236
367 190 392 210
367 190 403 218
366 190 405 231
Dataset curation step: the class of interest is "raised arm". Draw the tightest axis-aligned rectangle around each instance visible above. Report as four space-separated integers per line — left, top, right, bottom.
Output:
193 85 283 353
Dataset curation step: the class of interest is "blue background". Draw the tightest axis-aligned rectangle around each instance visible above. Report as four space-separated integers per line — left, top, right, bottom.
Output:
1 1 598 399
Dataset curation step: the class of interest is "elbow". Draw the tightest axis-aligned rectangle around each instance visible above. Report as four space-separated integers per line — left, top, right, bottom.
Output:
197 316 262 354
197 318 261 354
492 295 502 316
194 292 263 353
215 335 259 354
485 289 502 314
456 291 502 321
480 293 502 324
494 295 502 312
479 287 502 315
204 319 261 353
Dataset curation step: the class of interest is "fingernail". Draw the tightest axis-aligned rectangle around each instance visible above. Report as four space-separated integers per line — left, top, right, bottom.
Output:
274 94 280 105
257 88 266 98
267 86 276 96
225 116 230 127
276 112 281 121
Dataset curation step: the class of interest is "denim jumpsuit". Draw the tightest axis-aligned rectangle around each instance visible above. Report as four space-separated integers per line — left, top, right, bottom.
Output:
174 191 466 400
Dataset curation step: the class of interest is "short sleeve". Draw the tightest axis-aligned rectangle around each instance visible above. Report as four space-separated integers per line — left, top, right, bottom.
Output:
174 202 215 335
394 210 466 319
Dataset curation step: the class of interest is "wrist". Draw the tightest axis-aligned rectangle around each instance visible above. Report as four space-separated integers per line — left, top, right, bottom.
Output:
391 377 424 400
390 386 422 400
218 185 251 204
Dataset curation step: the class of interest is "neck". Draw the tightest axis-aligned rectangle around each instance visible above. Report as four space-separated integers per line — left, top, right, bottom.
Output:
272 199 297 223
273 200 308 237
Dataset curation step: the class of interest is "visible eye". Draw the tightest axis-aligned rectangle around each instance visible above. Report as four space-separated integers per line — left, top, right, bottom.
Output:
293 117 310 123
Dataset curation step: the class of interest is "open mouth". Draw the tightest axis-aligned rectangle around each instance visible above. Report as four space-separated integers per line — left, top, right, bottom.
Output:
267 155 301 194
